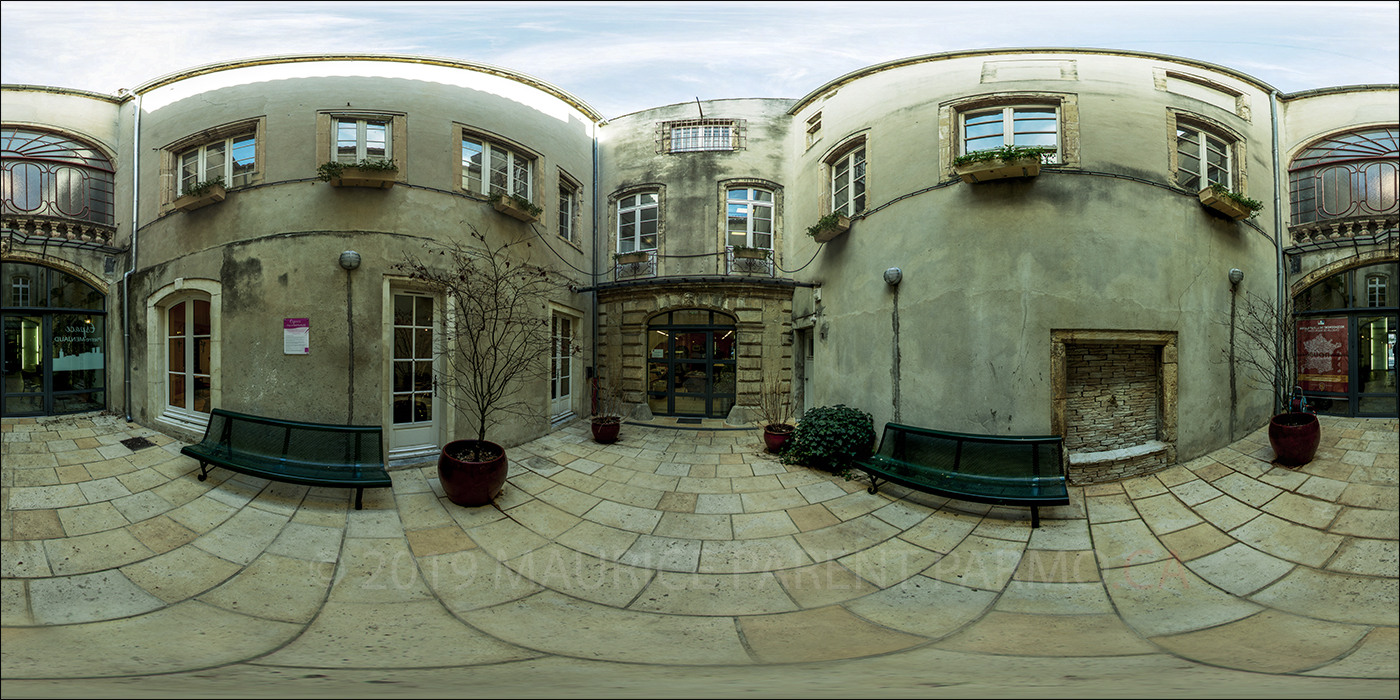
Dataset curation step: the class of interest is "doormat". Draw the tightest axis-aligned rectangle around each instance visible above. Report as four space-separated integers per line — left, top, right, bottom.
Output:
676 418 703 425
120 436 158 451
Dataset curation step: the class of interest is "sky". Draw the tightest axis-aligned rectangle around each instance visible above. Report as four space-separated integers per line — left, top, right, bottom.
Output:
2 1 1397 120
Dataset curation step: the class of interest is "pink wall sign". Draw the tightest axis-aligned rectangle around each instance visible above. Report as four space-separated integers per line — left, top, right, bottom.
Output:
284 318 310 355
1296 317 1348 393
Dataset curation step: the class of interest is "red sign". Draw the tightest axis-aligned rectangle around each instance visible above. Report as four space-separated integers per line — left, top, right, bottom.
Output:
1296 317 1348 392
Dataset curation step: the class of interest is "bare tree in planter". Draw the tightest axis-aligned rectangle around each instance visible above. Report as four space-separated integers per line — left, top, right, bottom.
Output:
1225 288 1323 466
396 228 571 505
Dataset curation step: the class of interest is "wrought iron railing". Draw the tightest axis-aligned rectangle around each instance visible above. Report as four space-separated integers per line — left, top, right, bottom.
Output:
614 249 658 280
725 246 775 277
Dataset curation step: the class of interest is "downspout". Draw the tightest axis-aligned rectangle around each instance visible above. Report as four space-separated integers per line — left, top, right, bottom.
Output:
591 121 600 412
123 92 142 422
1270 91 1285 414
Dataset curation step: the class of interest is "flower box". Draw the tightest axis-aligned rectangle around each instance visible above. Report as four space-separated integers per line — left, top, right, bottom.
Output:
173 184 226 212
328 167 397 189
954 157 1041 184
809 215 850 243
492 198 540 223
615 251 649 265
733 247 769 260
1198 187 1253 221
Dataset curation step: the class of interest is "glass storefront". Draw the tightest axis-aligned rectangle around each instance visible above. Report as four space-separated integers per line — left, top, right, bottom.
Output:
646 310 737 417
1 262 107 416
1295 262 1398 417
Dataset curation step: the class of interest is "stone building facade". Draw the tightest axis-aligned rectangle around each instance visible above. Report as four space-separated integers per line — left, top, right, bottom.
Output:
3 49 1395 482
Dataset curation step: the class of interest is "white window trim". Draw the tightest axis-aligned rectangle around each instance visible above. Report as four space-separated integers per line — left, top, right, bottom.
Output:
178 132 256 195
1175 125 1232 190
726 187 775 249
617 191 661 253
959 105 1060 163
460 129 537 202
557 172 581 245
661 119 743 153
146 279 221 434
335 116 392 163
1166 110 1246 194
939 93 1080 180
161 118 265 211
828 142 866 217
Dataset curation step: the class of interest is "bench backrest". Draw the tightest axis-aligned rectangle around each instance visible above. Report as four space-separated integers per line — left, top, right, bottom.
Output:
876 422 1064 479
198 408 385 468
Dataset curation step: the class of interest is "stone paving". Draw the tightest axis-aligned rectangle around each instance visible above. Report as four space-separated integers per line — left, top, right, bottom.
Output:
1 412 1396 696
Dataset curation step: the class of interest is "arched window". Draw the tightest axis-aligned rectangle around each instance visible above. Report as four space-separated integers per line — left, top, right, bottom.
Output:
147 281 221 431
1289 127 1399 224
1 128 115 225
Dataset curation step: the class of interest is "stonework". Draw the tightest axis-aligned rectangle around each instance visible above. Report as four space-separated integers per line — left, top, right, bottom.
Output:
1064 344 1161 452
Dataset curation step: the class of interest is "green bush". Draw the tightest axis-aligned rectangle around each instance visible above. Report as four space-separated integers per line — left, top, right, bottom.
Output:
782 404 876 472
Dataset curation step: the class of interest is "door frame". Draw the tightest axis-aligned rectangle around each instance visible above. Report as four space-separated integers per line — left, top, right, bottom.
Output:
384 284 444 462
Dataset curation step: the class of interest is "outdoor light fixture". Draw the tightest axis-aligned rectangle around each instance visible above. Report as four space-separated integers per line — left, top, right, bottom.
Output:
340 251 362 270
884 267 903 286
1229 268 1244 284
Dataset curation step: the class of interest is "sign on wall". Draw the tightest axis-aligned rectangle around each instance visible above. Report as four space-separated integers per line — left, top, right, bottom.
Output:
1297 317 1348 392
284 318 310 355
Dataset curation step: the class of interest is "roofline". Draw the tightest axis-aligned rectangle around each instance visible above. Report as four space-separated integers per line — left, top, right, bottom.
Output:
0 84 124 104
129 53 604 122
1279 84 1400 101
787 47 1305 115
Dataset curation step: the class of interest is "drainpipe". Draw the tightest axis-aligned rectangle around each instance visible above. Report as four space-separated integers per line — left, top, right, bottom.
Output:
591 121 600 412
1270 90 1286 414
122 92 142 422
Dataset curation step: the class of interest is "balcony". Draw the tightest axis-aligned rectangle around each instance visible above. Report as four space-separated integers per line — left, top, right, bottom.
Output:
726 246 775 277
614 250 657 280
1 213 118 250
1288 214 1398 250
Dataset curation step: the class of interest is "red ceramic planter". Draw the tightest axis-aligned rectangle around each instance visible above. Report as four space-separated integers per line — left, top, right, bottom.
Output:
438 439 507 507
591 419 621 444
1268 412 1321 467
763 425 793 453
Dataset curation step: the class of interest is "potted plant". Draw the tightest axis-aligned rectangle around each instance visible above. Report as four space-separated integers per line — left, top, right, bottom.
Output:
756 374 794 453
173 177 226 212
732 245 769 260
780 404 877 474
318 158 398 188
1199 183 1263 221
615 250 650 266
1229 290 1321 467
395 228 570 506
491 191 543 223
806 213 851 243
590 378 624 444
953 145 1052 184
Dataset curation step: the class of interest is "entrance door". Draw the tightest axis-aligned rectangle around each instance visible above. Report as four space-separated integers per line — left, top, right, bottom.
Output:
2 263 106 416
646 310 736 417
389 292 438 460
550 311 575 420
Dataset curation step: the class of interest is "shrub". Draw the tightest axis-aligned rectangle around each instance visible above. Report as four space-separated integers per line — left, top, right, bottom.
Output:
782 404 876 472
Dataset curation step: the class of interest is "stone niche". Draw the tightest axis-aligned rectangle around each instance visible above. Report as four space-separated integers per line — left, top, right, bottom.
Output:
1051 330 1178 484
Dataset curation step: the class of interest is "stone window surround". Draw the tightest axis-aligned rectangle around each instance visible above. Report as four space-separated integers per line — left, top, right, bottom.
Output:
938 91 1080 181
315 110 406 183
457 125 542 206
380 278 450 458
718 178 783 272
146 277 222 436
608 183 666 261
158 117 266 213
819 133 868 218
557 167 583 250
1050 329 1178 468
1166 108 1248 194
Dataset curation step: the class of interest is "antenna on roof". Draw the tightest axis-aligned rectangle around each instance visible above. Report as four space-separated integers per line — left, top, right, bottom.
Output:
695 98 703 119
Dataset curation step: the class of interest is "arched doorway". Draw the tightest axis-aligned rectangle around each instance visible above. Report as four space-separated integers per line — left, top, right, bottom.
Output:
1295 261 1398 416
646 310 736 417
2 262 107 416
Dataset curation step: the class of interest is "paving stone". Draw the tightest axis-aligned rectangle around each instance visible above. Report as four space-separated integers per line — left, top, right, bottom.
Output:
731 511 799 539
1169 479 1225 506
1013 550 1099 583
632 570 796 615
924 534 1025 591
996 580 1113 614
1185 543 1296 596
1301 626 1400 679
120 544 243 604
1261 491 1341 529
43 528 154 576
1326 537 1398 577
786 503 839 532
1090 518 1172 569
269 521 347 562
699 536 813 574
1329 507 1399 539
796 514 901 562
1258 467 1310 491
1157 521 1236 562
936 611 1157 656
844 573 998 639
1211 473 1283 507
1026 518 1092 551
554 520 639 561
329 537 433 604
192 506 290 566
1103 558 1263 637
1191 494 1261 532
1338 483 1398 509
1086 494 1138 523
1151 610 1371 674
29 570 166 624
8 483 86 510
509 544 654 607
739 487 808 512
2 538 52 577
839 537 941 588
621 534 704 572
773 560 881 608
1229 513 1344 567
895 509 980 555
1133 493 1202 535
796 480 847 504
1121 476 1171 499
739 605 926 662
126 515 199 554
9 508 65 540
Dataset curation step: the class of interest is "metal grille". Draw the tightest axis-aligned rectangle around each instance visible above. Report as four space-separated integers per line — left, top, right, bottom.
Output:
658 119 746 153
726 247 775 277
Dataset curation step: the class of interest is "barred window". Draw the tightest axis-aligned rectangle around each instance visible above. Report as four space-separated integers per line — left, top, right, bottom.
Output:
661 119 744 153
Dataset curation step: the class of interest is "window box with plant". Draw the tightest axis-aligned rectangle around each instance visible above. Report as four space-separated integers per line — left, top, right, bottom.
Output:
318 159 398 188
1198 183 1262 220
615 250 650 266
953 145 1052 184
491 192 543 223
173 177 226 212
731 245 770 260
806 213 850 243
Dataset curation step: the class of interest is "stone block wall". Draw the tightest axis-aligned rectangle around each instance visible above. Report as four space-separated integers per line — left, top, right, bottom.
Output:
1064 343 1160 452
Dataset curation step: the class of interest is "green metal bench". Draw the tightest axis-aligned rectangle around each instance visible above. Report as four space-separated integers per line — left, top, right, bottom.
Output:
181 408 391 510
855 423 1069 528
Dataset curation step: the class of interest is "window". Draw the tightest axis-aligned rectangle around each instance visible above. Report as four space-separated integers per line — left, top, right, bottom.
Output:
727 188 774 249
462 134 533 200
617 192 659 253
805 112 822 149
1369 275 1390 308
336 117 390 163
962 105 1058 162
662 119 744 153
1289 127 1398 225
166 297 212 420
179 133 255 194
1 128 115 225
830 144 866 217
558 176 580 243
1176 125 1231 191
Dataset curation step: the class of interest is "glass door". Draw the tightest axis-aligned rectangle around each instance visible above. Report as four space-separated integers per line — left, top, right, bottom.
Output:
1358 315 1398 415
645 310 737 417
389 292 438 460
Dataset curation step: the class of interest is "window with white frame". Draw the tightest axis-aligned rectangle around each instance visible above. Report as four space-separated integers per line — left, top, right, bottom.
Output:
805 112 822 149
558 177 579 243
727 188 774 249
1176 124 1232 191
335 117 391 163
617 192 659 253
829 144 866 217
179 133 255 195
462 134 534 200
165 296 212 421
663 119 741 153
961 105 1059 162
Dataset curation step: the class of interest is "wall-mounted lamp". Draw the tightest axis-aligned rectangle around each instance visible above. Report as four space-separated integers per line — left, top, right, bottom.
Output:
339 251 362 271
884 267 903 286
1228 268 1244 285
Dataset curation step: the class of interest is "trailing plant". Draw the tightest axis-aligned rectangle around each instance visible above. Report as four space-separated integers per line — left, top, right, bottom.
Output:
756 373 794 433
781 404 876 472
1208 183 1264 216
182 176 225 198
317 158 398 181
491 191 544 218
953 145 1053 167
805 212 847 239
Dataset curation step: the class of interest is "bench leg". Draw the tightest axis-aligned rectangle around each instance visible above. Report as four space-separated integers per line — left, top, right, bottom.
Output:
354 488 364 510
1031 506 1040 529
197 462 210 482
864 471 882 495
